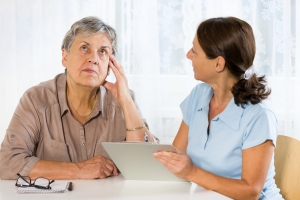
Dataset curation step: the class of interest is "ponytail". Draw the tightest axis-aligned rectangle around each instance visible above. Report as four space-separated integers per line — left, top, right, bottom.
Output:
231 74 271 108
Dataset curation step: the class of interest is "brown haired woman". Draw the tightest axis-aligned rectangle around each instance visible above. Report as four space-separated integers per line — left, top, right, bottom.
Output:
154 17 283 200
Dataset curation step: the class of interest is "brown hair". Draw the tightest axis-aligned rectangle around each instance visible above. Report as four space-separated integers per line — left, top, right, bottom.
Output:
196 17 270 107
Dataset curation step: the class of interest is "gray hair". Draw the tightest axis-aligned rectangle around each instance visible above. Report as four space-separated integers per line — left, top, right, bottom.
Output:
61 16 117 55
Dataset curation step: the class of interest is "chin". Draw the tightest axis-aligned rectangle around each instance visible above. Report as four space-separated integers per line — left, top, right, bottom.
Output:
83 79 101 88
193 75 203 82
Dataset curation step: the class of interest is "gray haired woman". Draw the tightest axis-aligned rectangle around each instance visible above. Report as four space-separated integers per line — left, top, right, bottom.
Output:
0 16 157 180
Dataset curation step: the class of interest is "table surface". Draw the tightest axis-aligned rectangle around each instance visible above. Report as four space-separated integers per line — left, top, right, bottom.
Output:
0 174 231 200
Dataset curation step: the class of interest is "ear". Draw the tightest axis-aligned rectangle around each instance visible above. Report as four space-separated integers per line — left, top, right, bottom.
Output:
62 49 68 67
215 56 226 73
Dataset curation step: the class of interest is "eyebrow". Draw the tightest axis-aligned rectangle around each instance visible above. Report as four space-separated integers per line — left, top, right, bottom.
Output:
81 41 91 46
101 46 111 50
81 41 111 49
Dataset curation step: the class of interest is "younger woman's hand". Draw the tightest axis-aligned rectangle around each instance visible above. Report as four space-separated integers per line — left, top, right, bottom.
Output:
153 150 197 180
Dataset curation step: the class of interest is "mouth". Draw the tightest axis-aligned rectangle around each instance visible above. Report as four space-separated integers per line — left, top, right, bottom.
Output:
83 68 97 74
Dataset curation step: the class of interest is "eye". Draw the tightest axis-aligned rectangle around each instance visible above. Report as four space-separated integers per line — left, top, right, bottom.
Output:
191 48 195 53
80 45 88 52
99 49 107 55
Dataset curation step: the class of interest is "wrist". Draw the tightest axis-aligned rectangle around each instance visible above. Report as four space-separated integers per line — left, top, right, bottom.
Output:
126 123 147 132
72 162 82 179
186 165 198 181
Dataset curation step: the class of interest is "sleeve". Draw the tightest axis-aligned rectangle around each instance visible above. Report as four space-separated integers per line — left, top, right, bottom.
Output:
0 92 41 179
180 95 191 126
180 84 201 126
242 108 278 150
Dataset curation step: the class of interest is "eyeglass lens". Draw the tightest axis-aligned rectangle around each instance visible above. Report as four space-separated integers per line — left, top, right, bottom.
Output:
34 178 50 187
17 176 31 186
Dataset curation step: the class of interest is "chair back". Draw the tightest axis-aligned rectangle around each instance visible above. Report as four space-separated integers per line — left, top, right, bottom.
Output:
274 135 300 200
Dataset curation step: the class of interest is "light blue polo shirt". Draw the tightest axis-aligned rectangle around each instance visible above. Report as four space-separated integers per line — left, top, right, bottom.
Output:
180 83 283 200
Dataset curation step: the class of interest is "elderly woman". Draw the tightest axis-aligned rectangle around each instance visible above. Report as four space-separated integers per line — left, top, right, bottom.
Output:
0 16 157 180
154 17 283 199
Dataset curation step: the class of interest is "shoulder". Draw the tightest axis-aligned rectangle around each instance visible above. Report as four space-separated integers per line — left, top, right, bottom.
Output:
182 82 212 107
244 100 277 122
180 82 212 122
129 89 137 102
186 82 211 102
21 74 63 108
190 82 211 96
241 100 278 148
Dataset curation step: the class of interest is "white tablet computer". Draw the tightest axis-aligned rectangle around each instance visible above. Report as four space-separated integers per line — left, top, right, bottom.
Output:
102 142 187 182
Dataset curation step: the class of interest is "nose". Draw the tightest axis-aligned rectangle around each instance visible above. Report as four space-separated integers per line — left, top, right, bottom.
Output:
88 51 99 65
186 49 192 60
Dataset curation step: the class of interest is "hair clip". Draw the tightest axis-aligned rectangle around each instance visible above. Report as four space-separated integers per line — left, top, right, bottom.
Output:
243 65 255 80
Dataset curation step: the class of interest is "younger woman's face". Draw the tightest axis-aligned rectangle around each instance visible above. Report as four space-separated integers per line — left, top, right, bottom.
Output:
186 35 218 83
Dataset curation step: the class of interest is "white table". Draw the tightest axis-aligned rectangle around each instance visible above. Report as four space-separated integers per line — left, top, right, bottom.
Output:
0 174 231 200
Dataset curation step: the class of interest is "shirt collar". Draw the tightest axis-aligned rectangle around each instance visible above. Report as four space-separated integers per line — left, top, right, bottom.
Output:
57 73 102 117
196 85 245 131
197 86 214 111
216 97 245 131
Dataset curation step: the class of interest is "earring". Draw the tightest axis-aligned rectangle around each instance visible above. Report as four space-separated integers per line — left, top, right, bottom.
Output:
215 69 220 73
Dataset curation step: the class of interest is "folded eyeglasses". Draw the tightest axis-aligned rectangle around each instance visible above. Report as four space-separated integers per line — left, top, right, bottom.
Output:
15 173 55 190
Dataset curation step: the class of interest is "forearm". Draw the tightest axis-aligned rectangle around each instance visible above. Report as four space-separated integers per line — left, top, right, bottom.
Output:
121 99 155 143
28 160 79 180
187 167 261 200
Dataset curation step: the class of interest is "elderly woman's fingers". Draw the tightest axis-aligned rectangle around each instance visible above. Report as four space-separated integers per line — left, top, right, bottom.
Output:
105 159 119 176
108 60 120 77
102 80 113 91
109 54 125 75
108 60 128 83
96 157 118 178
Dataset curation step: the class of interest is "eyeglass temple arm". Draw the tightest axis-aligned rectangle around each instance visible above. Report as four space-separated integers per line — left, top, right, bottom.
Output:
16 173 31 184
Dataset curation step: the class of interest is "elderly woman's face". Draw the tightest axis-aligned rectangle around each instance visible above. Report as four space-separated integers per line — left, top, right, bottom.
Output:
62 33 112 88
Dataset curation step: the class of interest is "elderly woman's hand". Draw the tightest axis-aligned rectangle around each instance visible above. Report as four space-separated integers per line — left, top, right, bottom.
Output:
153 150 197 180
75 155 118 179
103 55 132 106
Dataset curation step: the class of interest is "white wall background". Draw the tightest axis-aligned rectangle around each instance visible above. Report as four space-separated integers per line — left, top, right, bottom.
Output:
0 0 299 144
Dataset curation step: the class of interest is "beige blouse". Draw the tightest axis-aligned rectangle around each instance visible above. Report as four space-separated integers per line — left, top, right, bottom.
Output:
0 73 145 179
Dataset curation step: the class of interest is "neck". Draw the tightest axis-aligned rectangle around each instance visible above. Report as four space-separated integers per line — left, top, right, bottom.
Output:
209 74 237 108
210 91 232 109
66 85 98 119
